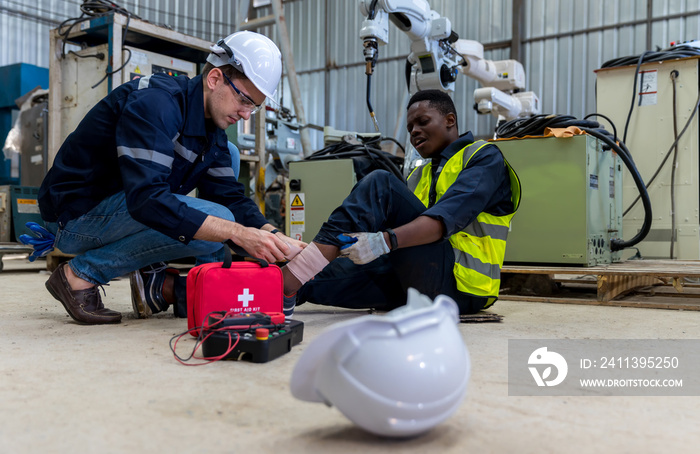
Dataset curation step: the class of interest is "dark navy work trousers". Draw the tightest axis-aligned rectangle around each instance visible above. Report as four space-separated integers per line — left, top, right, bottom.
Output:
297 170 488 314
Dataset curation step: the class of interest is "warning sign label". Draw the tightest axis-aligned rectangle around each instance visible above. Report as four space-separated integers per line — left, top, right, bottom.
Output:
16 198 40 214
290 193 305 233
291 194 304 207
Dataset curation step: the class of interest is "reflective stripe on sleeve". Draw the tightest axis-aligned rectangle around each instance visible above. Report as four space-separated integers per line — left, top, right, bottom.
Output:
137 75 151 90
463 220 510 241
207 167 236 178
173 139 198 163
117 146 174 168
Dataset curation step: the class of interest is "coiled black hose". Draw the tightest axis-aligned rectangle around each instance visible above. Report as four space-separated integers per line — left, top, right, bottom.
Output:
600 44 700 69
305 136 405 183
495 114 652 252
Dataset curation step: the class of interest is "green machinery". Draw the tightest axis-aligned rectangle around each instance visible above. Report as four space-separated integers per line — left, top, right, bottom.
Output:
284 134 623 266
497 134 623 266
285 159 356 242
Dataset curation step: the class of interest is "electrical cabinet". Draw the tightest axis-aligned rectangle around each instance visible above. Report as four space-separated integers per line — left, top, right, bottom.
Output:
48 13 212 166
496 135 623 266
0 186 10 242
0 63 49 185
57 44 197 149
11 186 42 242
596 57 700 259
286 160 357 242
17 91 48 187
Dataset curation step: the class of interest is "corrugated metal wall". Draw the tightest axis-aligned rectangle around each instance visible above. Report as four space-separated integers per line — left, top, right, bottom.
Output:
278 0 513 147
3 0 700 147
279 0 700 147
0 0 70 69
0 0 239 69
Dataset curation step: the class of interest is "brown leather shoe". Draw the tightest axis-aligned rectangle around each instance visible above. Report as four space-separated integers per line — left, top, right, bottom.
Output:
45 262 122 324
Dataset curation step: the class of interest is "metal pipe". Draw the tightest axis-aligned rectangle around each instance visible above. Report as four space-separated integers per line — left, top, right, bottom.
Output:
324 0 331 133
255 104 267 214
511 0 524 61
390 89 409 155
238 14 276 31
271 0 314 157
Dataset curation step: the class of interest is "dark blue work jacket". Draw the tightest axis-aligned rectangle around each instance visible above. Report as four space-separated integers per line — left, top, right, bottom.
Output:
39 74 267 244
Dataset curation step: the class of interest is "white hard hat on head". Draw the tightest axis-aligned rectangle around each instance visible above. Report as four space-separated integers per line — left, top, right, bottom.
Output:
290 288 471 438
207 31 282 99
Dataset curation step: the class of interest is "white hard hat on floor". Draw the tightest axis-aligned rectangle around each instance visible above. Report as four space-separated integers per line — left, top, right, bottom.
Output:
290 288 471 438
207 31 282 99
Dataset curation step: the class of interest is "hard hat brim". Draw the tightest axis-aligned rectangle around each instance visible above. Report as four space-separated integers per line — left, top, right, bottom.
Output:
290 316 363 403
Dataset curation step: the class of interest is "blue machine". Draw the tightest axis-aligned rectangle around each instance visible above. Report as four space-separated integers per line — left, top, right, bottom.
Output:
0 63 49 185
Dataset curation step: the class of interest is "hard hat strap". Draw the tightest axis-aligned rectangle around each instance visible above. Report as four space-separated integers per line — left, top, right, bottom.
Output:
216 39 233 58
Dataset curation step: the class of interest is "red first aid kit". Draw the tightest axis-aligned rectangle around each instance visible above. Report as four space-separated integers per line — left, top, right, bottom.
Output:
187 246 283 336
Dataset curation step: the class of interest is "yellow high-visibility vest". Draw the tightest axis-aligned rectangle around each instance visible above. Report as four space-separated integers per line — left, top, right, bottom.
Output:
407 140 521 306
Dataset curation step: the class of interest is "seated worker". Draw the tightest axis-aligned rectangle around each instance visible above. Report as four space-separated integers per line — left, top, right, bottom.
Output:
38 31 305 325
281 89 521 315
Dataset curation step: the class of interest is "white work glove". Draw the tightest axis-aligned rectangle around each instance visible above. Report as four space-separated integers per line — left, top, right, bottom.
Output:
337 232 390 265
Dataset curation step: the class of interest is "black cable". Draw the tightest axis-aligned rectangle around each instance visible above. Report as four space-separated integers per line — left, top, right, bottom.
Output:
305 136 405 182
57 1 139 89
670 70 680 259
494 113 652 252
622 51 652 143
68 50 105 59
601 44 700 69
578 126 653 251
600 44 700 147
366 73 375 122
623 84 700 216
57 16 94 57
367 0 379 20
90 47 132 89
449 43 468 66
495 114 599 138
405 58 412 92
583 113 618 144
379 136 406 155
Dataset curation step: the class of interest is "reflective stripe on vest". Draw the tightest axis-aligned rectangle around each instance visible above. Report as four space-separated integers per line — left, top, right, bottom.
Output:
408 140 521 303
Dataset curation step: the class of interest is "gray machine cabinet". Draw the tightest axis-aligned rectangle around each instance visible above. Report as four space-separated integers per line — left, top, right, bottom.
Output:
286 159 356 243
497 134 623 266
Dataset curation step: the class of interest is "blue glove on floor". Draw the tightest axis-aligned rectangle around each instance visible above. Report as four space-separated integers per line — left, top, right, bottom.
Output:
19 222 56 262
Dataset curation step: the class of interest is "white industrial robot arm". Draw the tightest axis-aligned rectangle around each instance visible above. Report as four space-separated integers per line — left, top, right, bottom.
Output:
358 0 540 122
359 0 459 93
453 39 540 120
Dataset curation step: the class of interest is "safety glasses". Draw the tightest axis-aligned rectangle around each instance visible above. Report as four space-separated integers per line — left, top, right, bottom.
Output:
221 71 263 114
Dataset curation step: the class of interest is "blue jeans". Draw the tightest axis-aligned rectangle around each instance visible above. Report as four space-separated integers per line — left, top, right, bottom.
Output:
297 170 488 314
46 192 230 285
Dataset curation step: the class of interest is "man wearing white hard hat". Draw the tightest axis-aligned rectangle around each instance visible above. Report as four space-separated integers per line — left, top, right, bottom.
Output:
38 31 304 325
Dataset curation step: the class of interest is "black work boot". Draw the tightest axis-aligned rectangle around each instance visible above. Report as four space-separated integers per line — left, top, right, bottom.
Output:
45 262 122 325
129 262 180 319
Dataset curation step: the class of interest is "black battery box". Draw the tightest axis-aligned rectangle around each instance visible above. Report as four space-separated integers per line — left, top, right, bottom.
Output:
200 311 303 363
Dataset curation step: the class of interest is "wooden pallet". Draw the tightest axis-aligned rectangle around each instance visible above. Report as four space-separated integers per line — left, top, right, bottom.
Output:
45 249 74 272
500 260 700 311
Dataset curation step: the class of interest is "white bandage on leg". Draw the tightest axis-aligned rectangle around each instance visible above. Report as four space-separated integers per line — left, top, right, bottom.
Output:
286 242 330 285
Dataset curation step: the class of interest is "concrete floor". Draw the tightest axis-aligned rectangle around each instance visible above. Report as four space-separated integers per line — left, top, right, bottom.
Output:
1 254 699 454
